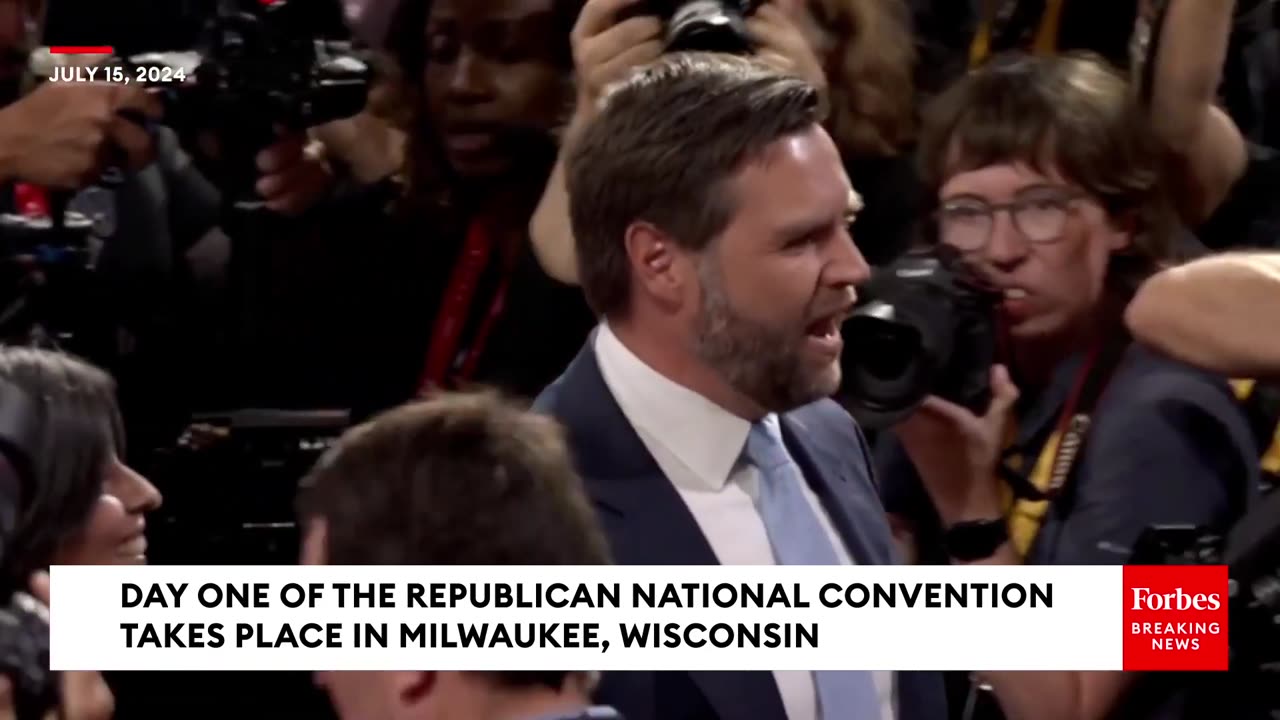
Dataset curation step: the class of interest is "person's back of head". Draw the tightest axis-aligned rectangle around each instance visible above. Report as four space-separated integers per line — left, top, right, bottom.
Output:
297 391 611 720
567 52 870 417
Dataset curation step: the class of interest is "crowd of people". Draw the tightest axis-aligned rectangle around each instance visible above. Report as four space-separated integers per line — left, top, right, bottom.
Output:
0 0 1278 718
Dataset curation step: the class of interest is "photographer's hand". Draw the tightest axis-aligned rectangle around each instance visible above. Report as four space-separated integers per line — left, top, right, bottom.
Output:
255 129 334 217
747 0 828 102
108 85 164 172
0 83 120 188
893 365 1019 527
21 572 116 720
571 0 664 114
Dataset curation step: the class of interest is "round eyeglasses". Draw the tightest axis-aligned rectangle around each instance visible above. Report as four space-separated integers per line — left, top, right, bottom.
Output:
936 188 1087 252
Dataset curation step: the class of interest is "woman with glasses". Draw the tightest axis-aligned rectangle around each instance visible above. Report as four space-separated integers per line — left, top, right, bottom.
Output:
875 53 1258 720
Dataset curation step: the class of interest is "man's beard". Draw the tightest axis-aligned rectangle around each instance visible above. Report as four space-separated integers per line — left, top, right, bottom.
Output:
691 261 838 413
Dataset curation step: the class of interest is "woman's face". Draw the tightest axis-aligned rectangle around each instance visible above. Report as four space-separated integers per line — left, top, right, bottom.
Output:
422 0 567 179
937 161 1129 344
54 455 162 566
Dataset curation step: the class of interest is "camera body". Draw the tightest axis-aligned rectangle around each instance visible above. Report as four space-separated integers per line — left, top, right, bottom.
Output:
144 410 348 566
130 0 371 206
622 0 764 54
839 245 999 429
1128 487 1280 717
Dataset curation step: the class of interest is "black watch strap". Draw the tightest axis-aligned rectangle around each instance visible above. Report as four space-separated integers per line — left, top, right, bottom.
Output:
943 519 1009 561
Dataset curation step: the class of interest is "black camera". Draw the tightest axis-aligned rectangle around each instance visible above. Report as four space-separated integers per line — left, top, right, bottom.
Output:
623 0 764 54
1127 486 1280 718
839 245 999 429
0 209 100 352
136 0 371 206
144 409 348 566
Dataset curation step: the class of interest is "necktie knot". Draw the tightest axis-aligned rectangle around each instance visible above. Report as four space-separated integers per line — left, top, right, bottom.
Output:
744 419 790 472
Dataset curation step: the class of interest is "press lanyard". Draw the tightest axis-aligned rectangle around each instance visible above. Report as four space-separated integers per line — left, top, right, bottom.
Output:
417 218 517 396
1003 333 1130 558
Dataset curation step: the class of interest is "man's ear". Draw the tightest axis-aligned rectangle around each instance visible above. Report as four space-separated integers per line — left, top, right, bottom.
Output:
624 221 689 309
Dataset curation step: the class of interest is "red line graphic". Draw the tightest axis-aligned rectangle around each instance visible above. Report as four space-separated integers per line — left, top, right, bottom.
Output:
49 46 115 55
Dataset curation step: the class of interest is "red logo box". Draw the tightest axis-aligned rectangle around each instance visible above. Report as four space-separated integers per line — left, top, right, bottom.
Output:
1122 565 1229 671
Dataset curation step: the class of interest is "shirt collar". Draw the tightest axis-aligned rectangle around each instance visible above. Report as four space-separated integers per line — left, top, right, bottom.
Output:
595 323 750 492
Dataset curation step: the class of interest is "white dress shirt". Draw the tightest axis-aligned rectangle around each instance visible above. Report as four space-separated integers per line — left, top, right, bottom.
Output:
594 323 896 720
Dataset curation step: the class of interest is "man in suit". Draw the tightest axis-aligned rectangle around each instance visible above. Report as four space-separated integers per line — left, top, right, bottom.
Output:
534 53 945 720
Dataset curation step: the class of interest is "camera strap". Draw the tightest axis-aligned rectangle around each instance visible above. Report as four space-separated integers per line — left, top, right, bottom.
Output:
1005 331 1131 559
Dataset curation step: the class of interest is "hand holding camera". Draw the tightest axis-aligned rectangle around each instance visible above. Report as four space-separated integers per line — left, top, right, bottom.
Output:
0 81 161 189
892 365 1020 527
254 131 334 217
746 0 827 100
570 0 827 119
572 0 665 114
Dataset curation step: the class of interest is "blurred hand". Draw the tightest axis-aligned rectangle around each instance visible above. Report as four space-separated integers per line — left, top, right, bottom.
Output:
748 0 828 99
572 0 664 112
893 365 1020 526
0 82 161 188
310 113 405 185
0 573 115 720
108 84 164 172
255 131 334 216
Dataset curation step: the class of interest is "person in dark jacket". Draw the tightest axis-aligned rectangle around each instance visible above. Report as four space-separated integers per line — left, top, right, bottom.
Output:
876 53 1258 720
210 0 595 418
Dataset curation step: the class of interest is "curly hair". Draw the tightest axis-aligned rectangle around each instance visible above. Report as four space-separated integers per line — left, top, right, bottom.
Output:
808 0 918 157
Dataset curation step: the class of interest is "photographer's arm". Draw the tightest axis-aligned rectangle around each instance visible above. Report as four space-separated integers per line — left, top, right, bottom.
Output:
1127 252 1280 378
531 109 592 285
1148 0 1246 224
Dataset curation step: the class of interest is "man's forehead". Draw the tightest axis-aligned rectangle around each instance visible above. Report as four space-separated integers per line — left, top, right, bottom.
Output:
735 134 851 210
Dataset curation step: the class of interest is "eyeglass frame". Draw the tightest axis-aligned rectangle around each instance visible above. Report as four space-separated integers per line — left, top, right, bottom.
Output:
933 186 1091 253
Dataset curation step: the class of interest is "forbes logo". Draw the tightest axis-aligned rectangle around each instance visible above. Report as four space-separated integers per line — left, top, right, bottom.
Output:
1122 566 1229 672
1130 587 1222 612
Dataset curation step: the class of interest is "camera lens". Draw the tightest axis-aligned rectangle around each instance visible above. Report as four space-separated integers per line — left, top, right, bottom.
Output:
666 0 753 53
857 325 916 382
838 312 935 428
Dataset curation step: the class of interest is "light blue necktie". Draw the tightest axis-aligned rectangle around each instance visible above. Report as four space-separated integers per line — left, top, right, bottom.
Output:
744 419 882 720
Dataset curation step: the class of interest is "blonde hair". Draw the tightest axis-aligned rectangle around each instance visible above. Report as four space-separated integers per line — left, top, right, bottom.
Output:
808 0 917 157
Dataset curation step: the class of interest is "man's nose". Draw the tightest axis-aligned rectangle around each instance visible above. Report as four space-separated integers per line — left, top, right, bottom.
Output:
985 211 1030 271
446 49 493 102
826 229 872 291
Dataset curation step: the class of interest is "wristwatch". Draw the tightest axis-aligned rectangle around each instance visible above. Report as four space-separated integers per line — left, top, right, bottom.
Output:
943 519 1009 561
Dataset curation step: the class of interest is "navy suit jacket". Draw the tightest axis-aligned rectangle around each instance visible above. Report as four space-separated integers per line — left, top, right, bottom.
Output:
534 340 947 720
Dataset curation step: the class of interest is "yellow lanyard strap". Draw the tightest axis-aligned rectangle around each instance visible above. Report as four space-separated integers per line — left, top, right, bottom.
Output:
1231 379 1280 474
970 0 1067 67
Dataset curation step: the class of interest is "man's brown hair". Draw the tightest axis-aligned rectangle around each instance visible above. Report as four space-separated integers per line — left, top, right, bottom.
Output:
567 53 823 317
296 391 609 568
919 52 1183 294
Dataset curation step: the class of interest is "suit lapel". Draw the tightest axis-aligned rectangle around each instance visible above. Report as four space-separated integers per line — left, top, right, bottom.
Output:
541 342 788 720
779 412 888 566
